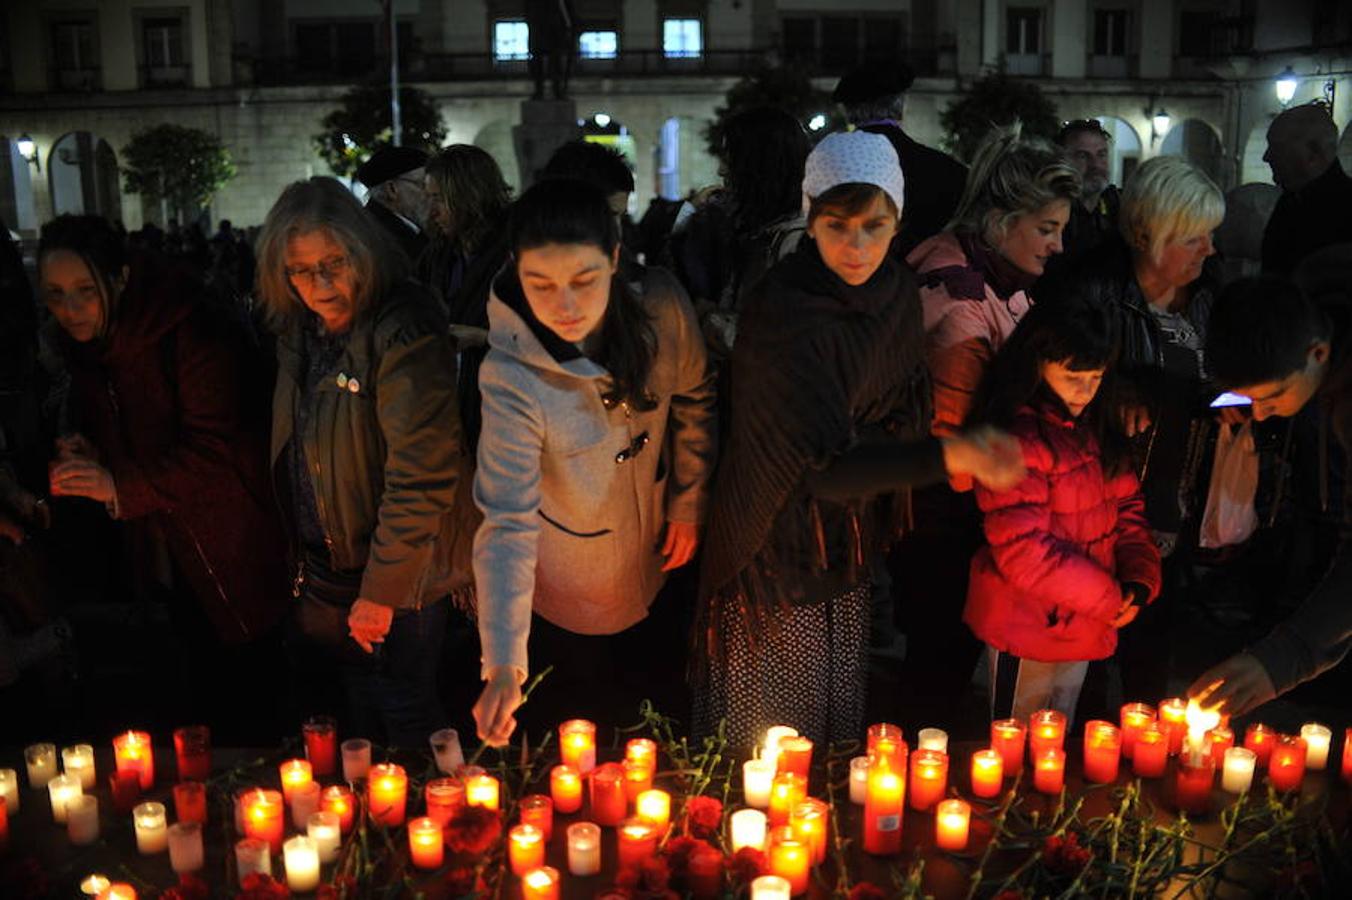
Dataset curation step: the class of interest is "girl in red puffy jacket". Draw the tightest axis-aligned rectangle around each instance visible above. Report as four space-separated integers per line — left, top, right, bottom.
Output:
964 299 1162 724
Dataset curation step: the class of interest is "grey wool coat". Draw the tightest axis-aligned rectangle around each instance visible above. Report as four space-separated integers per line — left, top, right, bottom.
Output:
473 266 717 676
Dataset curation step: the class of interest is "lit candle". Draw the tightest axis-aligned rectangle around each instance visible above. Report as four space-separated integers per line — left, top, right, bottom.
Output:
625 738 657 771
789 798 828 865
1119 702 1156 759
235 837 272 879
429 727 465 775
173 781 207 824
1033 748 1065 795
167 821 205 873
409 816 445 870
1222 747 1257 793
1082 721 1122 784
283 835 321 892
590 763 626 827
867 723 906 769
112 732 154 790
1132 724 1168 778
917 728 949 754
730 808 768 852
80 874 111 896
110 770 140 814
522 865 561 900
97 885 138 900
302 716 337 777
550 765 583 814
1205 727 1234 767
768 834 810 895
636 789 671 831
133 801 168 854
290 780 321 831
242 789 285 853
768 771 806 827
849 756 869 804
776 736 813 778
1243 723 1277 768
935 798 970 851
62 745 96 790
1158 698 1188 755
762 725 799 769
519 793 554 842
426 777 466 826
863 759 904 855
322 784 355 833
751 875 793 900
173 726 211 781
341 738 371 782
970 748 1003 799
623 758 654 800
990 719 1026 773
908 749 948 811
279 759 313 805
743 758 775 809
567 821 602 875
464 772 499 812
368 763 409 825
25 743 58 788
617 817 660 869
1299 723 1332 769
1268 735 1307 792
0 769 19 814
509 822 546 875
48 773 82 824
1343 727 1352 784
308 810 342 864
560 719 598 774
1028 710 1067 758
67 794 100 846
1183 699 1221 758
1174 752 1214 815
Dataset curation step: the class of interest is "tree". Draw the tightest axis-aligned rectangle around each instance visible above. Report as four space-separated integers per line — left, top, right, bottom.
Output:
122 124 236 223
704 66 842 159
312 82 447 179
939 73 1060 163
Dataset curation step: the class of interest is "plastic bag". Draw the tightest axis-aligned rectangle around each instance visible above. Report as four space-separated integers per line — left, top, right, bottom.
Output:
1199 420 1259 549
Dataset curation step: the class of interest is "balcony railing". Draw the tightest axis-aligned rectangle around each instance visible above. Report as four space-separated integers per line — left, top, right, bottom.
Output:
140 63 191 88
1087 54 1136 79
50 65 102 91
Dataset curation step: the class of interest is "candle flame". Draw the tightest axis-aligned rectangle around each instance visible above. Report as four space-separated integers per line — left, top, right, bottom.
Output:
524 868 555 888
1185 698 1221 745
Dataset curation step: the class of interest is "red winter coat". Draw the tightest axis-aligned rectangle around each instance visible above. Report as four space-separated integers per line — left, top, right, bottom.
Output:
964 402 1161 662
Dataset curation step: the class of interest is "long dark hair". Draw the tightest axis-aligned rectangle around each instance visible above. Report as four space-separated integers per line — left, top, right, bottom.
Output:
508 178 656 411
967 298 1131 476
38 215 128 337
720 106 810 232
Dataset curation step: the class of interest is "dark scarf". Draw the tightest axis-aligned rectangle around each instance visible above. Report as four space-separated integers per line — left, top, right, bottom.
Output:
958 232 1039 301
491 266 585 363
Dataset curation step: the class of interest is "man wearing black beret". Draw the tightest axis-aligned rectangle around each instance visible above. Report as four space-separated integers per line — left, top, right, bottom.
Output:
833 62 967 258
356 146 432 265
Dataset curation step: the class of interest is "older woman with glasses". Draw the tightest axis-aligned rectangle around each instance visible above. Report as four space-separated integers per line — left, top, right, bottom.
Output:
256 177 473 745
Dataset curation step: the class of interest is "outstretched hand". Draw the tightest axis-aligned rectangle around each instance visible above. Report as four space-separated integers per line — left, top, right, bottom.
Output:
943 426 1026 492
1187 652 1277 717
347 599 394 653
473 666 523 747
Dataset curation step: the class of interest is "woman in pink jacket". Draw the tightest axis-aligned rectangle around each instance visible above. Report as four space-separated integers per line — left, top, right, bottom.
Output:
964 298 1161 723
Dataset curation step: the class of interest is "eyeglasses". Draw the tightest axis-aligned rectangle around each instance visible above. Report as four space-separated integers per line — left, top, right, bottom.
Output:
286 256 350 289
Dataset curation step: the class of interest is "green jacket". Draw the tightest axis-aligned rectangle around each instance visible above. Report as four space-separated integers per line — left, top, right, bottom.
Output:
271 283 473 609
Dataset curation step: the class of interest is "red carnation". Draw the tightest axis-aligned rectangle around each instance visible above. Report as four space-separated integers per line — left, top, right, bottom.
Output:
160 873 210 900
237 872 291 899
684 795 724 839
1041 832 1092 876
444 805 503 855
848 883 888 900
444 864 486 897
993 891 1027 900
662 835 705 875
641 855 672 891
725 846 766 887
315 876 357 900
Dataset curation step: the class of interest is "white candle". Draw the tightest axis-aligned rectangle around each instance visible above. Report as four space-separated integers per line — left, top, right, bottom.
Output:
1300 723 1332 769
62 745 97 790
290 780 321 830
341 738 371 782
429 728 465 774
730 808 768 852
236 837 273 879
134 801 168 854
308 810 342 864
0 768 20 814
751 875 792 900
743 759 775 808
79 874 111 896
25 743 57 788
284 835 321 891
66 794 101 845
168 821 205 873
849 756 870 804
566 821 601 876
48 773 82 824
762 726 798 767
1222 747 1257 793
918 728 949 754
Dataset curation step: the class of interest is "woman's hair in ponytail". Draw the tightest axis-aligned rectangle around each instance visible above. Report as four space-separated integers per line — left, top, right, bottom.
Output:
948 122 1081 243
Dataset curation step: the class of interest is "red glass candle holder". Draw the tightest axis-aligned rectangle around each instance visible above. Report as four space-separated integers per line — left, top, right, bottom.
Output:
990 719 1027 773
550 765 583 814
520 794 554 842
1158 698 1188 756
1082 720 1122 784
1132 724 1168 778
1268 735 1307 792
1175 753 1215 815
1119 703 1156 760
863 759 904 855
173 781 207 824
867 723 907 771
589 763 626 827
302 716 338 778
908 749 948 811
110 769 141 814
1028 710 1067 758
172 726 211 781
776 736 813 778
1205 727 1234 767
321 784 355 834
1244 723 1277 769
767 771 806 827
1033 748 1066 795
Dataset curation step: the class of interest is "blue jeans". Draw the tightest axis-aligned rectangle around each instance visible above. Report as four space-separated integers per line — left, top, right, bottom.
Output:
339 598 450 748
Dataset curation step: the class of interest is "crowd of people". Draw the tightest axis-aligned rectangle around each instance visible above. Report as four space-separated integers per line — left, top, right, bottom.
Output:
4 62 1352 755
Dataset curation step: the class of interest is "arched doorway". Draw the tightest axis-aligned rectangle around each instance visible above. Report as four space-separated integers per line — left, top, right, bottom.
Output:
0 137 38 233
1087 114 1143 187
1241 123 1272 184
1159 119 1225 184
48 132 123 221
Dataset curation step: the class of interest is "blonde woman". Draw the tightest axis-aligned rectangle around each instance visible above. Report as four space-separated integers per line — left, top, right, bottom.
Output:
256 177 471 745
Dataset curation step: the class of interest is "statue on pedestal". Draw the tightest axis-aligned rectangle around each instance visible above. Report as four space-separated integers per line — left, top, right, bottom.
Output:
526 0 576 100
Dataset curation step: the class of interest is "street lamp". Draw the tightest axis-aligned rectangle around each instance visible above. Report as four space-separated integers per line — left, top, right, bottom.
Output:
16 133 39 171
1151 109 1171 143
1275 66 1299 106
808 113 827 132
593 112 611 128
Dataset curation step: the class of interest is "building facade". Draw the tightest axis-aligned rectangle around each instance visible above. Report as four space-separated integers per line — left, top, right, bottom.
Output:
1 0 1350 236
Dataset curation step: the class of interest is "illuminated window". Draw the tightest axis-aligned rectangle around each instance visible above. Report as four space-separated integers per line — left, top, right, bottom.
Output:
663 18 702 59
494 20 529 61
579 30 618 59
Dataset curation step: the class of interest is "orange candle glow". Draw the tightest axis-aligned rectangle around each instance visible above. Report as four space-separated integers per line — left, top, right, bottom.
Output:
1132 725 1168 778
1082 721 1122 784
1205 727 1234 767
321 784 355 834
1342 727 1352 784
425 777 466 827
550 765 583 814
1119 703 1156 759
1244 723 1277 768
519 794 554 842
509 823 546 875
867 723 906 770
635 789 670 831
367 763 408 826
278 759 313 805
908 749 948 811
408 816 444 870
1268 735 1307 792
1028 710 1067 758
767 772 806 828
113 731 155 791
863 758 903 855
97 884 138 900
617 818 660 869
776 737 813 778
521 866 561 900
990 719 1026 773
465 773 500 812
559 719 597 774
242 789 284 854
934 798 970 851
1159 698 1188 756
1033 748 1065 795
788 798 828 865
625 738 657 771
590 763 626 827
970 748 1003 799
768 834 810 896
623 758 654 801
